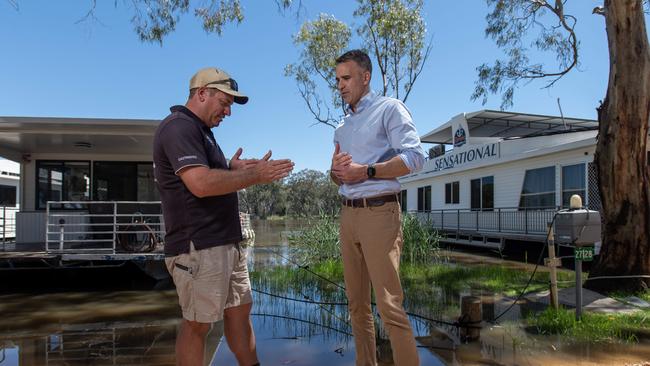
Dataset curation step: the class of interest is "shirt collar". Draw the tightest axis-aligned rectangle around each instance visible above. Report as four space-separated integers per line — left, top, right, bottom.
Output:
170 105 211 132
346 90 376 115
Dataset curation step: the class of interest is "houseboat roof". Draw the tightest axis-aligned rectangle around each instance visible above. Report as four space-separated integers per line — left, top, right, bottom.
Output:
421 110 599 144
0 116 160 161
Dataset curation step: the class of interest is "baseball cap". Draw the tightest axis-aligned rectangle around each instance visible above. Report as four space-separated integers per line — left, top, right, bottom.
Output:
189 67 249 105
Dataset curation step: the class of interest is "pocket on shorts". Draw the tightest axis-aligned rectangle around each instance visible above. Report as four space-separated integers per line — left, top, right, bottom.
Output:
166 256 195 311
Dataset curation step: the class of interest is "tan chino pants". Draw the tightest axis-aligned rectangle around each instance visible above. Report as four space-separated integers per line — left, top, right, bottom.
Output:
340 201 419 366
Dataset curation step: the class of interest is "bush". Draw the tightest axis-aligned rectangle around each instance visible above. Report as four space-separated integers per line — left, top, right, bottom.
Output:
288 214 340 264
401 213 440 264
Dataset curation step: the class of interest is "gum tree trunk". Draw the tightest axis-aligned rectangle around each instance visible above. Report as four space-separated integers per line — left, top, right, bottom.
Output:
588 0 650 292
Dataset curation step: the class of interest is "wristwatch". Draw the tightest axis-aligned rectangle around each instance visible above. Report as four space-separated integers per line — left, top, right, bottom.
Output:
367 164 376 178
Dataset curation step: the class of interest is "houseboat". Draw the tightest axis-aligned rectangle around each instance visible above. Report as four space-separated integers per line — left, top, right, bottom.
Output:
0 116 254 276
399 110 622 250
0 116 168 276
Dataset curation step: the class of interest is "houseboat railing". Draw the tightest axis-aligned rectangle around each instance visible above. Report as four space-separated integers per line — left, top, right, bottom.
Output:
0 205 18 245
410 206 560 236
45 201 164 254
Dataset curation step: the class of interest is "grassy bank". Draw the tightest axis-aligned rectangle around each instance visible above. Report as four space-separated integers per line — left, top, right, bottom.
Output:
528 307 650 343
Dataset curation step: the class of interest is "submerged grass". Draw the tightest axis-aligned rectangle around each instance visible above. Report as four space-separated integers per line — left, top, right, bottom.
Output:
528 307 650 343
400 260 576 296
287 213 440 265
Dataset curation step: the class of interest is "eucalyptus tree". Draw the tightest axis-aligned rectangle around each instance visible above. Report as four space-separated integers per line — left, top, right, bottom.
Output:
60 0 299 44
285 0 432 128
240 181 287 218
285 169 340 217
474 0 650 292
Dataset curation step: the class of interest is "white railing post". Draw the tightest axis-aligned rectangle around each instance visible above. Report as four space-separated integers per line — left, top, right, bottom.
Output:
59 219 65 251
45 202 50 252
2 205 5 244
113 202 118 254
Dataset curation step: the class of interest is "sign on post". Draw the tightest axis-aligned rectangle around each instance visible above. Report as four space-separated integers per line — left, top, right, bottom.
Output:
575 246 595 262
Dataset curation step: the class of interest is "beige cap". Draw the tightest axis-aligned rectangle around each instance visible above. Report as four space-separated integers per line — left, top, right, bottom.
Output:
189 67 249 104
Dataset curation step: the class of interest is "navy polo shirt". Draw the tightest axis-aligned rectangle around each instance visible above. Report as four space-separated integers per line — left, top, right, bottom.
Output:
153 105 242 256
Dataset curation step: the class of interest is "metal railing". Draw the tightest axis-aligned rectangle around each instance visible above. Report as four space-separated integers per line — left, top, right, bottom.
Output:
0 205 18 243
45 201 164 254
411 206 559 236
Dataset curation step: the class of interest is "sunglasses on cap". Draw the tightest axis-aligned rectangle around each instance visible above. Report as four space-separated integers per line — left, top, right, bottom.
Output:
205 78 239 92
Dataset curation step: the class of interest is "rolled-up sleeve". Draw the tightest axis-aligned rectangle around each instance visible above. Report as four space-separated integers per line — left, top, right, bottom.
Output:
385 101 425 173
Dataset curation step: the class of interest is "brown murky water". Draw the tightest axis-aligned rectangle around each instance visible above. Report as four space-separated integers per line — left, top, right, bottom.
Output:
0 219 648 365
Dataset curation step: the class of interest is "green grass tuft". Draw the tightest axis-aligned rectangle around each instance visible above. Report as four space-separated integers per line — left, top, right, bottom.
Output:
528 307 650 343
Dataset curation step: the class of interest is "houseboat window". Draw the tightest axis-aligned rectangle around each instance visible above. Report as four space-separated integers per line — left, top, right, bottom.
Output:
417 186 431 211
93 162 159 201
445 181 459 204
518 166 555 209
137 164 159 201
37 161 90 209
482 176 494 210
471 176 494 211
399 190 407 212
0 184 16 207
562 163 586 208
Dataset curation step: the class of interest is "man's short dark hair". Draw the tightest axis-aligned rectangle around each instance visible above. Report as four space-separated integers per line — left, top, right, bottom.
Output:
336 50 372 75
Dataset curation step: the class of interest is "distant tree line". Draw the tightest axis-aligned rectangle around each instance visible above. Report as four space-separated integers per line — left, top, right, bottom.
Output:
238 169 340 218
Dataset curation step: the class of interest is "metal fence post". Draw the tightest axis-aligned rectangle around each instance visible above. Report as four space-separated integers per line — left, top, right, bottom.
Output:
45 202 50 252
2 205 5 245
525 208 529 234
498 208 502 232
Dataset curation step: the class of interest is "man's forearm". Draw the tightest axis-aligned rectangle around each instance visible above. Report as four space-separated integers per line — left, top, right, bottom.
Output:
373 156 411 179
181 166 260 198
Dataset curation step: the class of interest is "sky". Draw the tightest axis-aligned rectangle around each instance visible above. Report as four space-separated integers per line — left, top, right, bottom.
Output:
0 1 612 172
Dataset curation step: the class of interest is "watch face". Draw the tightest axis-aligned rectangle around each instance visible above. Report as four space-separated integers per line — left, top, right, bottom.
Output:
367 166 376 178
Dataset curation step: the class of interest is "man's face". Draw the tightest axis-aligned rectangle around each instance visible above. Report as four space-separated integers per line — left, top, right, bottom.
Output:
335 60 370 110
203 88 234 128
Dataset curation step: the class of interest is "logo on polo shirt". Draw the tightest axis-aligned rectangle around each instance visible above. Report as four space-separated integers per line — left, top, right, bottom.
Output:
178 155 198 161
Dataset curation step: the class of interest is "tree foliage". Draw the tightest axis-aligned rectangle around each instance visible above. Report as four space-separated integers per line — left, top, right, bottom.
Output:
239 169 340 218
71 0 298 44
472 0 579 109
355 0 430 101
284 15 352 127
286 0 432 128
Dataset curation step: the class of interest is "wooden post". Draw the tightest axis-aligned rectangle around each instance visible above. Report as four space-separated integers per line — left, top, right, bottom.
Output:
545 222 560 309
460 296 481 341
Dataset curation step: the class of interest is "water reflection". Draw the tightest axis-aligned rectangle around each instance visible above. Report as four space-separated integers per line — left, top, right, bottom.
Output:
0 219 648 365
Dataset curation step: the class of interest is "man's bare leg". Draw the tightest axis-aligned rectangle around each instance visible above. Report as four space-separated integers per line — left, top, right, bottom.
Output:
176 319 211 366
224 302 259 365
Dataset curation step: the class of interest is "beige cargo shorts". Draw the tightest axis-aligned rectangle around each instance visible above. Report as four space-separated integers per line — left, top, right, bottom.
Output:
165 242 253 323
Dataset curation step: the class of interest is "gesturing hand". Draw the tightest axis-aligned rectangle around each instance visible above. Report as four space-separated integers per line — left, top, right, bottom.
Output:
229 148 259 170
254 150 294 184
331 143 351 177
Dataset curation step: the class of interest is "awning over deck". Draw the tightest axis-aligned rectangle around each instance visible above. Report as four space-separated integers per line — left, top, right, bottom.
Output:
0 116 160 161
421 110 599 144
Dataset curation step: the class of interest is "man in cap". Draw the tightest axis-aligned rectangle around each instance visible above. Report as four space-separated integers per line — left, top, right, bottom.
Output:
154 67 294 365
330 50 424 365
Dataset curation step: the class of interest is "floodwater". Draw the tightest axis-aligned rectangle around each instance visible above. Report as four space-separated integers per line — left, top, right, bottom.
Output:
0 219 648 365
